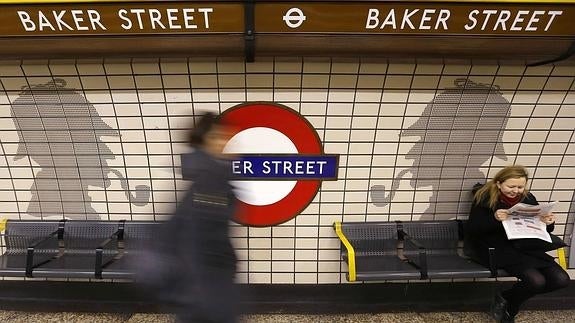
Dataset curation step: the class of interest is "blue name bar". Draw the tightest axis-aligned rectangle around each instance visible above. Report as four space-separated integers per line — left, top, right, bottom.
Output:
232 155 338 179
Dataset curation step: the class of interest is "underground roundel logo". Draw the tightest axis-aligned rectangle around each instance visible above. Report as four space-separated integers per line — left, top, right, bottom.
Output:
220 103 338 227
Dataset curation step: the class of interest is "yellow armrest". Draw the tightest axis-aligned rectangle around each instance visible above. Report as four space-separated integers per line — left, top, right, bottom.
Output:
557 247 567 270
334 221 356 282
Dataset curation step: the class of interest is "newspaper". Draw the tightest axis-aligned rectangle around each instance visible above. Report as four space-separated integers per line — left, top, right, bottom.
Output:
501 201 558 243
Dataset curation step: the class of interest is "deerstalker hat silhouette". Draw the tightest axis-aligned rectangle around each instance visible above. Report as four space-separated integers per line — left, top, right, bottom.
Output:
371 78 511 217
10 78 148 219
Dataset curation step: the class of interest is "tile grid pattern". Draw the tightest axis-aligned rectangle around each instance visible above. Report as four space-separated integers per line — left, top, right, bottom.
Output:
0 59 574 283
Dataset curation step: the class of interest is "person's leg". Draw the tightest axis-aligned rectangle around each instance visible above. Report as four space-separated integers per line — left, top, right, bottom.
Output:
501 264 569 317
501 268 546 316
539 264 570 293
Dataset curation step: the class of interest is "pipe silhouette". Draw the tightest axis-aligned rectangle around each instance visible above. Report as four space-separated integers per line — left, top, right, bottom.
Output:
108 169 150 206
370 169 410 207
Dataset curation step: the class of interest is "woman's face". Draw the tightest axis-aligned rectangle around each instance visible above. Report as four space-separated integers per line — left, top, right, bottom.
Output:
497 177 526 199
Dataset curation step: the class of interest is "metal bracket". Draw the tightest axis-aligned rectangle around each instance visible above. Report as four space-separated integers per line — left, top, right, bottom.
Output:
527 39 575 66
244 0 255 62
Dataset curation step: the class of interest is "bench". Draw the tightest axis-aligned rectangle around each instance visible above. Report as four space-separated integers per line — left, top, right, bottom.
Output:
334 219 568 282
0 219 159 279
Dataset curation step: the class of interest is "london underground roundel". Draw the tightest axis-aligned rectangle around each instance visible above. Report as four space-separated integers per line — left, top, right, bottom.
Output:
220 103 338 227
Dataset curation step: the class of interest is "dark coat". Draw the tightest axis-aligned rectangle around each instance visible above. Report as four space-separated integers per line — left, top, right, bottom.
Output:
164 149 238 322
177 148 237 271
465 191 555 273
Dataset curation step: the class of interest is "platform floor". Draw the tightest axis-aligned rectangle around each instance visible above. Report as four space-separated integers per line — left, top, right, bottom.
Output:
1 311 575 322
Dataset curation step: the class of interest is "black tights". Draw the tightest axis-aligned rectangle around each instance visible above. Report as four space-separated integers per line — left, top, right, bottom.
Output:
502 264 570 315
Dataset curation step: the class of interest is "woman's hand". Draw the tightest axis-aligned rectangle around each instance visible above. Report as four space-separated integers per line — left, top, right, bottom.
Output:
540 213 556 225
494 209 509 222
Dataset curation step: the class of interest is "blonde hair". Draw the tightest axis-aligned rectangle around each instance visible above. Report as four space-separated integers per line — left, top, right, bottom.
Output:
474 165 529 210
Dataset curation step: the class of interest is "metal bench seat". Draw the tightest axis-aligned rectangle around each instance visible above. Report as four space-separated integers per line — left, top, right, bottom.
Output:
31 221 121 278
0 219 163 279
32 255 100 278
101 221 159 280
0 220 62 277
354 255 422 281
0 253 30 277
334 221 423 281
418 254 494 279
102 254 138 279
0 220 158 278
400 220 495 279
333 219 526 282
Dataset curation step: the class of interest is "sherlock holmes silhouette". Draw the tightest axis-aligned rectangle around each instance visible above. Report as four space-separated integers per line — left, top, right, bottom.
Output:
10 79 149 220
371 78 511 218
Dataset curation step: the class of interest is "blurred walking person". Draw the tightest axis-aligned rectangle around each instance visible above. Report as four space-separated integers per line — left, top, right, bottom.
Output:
158 112 239 323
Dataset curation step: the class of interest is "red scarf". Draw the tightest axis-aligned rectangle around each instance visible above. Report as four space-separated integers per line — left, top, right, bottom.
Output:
500 194 521 207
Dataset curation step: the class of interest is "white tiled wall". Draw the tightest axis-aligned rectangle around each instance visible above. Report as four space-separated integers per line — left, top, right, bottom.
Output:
0 58 574 283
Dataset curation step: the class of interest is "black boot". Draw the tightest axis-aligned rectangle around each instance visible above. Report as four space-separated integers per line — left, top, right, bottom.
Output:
500 309 516 323
490 293 510 322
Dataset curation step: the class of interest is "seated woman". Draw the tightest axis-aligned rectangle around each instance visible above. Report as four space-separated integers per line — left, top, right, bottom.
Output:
465 165 569 323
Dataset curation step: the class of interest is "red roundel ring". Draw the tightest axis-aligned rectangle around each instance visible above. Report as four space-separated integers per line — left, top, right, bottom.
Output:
221 102 323 227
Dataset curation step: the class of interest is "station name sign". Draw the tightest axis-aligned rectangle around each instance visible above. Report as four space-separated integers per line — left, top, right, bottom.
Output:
256 3 574 36
0 3 244 35
231 155 338 179
0 1 573 36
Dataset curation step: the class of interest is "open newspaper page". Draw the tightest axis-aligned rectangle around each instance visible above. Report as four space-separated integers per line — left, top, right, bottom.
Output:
501 201 558 243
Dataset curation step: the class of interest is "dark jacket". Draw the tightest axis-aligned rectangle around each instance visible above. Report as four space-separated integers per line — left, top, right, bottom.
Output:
177 148 237 271
163 149 239 322
465 191 555 272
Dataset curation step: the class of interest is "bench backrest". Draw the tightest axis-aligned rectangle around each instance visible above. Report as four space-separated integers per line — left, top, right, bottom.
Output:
63 221 120 254
4 220 61 254
401 220 461 255
121 221 160 253
341 222 398 256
